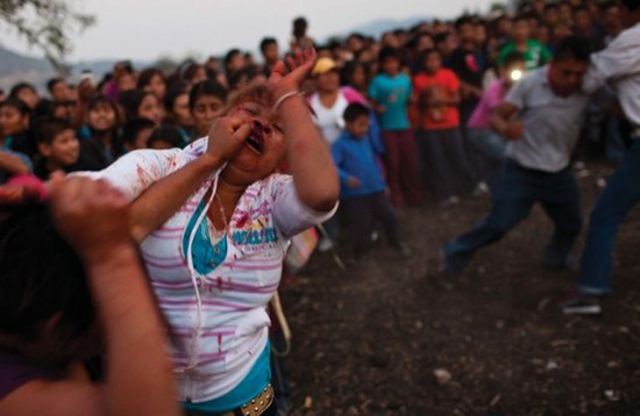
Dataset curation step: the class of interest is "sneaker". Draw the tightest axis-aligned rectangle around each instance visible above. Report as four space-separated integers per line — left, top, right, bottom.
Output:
561 294 602 315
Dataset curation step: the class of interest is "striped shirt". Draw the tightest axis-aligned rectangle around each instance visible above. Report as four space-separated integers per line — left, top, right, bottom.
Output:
81 138 335 403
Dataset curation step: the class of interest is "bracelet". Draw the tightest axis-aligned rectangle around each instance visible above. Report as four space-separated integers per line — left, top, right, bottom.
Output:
273 90 301 113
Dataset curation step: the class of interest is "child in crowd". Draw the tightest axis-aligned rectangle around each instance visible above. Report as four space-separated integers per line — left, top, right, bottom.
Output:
0 177 179 416
33 118 80 180
147 126 185 150
413 48 475 205
499 15 552 71
138 68 167 104
119 90 163 125
189 80 228 137
332 103 410 260
8 83 39 110
0 99 34 157
368 47 421 208
121 118 156 152
164 87 194 143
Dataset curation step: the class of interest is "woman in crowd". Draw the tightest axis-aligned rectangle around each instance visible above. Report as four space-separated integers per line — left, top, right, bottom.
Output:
190 80 228 138
81 48 338 415
119 89 163 125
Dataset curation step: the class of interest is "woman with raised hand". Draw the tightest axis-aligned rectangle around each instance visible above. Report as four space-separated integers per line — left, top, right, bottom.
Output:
81 48 339 415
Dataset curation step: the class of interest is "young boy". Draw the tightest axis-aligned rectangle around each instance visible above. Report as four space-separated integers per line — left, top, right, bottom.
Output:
368 47 421 208
498 15 552 71
332 103 410 260
34 118 81 180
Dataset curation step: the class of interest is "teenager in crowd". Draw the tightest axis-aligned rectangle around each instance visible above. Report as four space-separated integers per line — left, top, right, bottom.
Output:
368 47 421 208
190 80 228 138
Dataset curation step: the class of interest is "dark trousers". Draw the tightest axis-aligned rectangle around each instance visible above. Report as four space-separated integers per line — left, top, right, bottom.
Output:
343 192 400 258
444 160 582 273
382 129 422 207
416 127 475 201
578 139 640 294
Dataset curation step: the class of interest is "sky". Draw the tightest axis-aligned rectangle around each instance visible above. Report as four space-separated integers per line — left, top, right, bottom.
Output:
1 0 495 62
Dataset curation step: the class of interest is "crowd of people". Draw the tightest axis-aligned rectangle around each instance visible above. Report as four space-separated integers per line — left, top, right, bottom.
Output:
1 0 639 414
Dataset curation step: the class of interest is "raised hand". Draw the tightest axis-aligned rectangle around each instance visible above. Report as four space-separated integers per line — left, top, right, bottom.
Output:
268 47 317 100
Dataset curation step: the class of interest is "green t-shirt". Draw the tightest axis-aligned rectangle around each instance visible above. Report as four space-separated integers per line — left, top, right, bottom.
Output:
498 39 552 71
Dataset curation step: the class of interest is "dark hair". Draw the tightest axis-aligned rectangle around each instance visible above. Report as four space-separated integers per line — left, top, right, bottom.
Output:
340 60 368 86
513 14 531 24
455 16 474 30
8 83 36 101
0 205 98 365
553 36 593 63
34 117 72 145
0 98 31 116
503 51 526 67
183 63 205 82
87 94 117 115
147 126 184 149
119 90 154 120
433 33 451 46
138 68 164 90
379 47 402 64
420 48 441 61
224 49 242 72
164 86 188 113
121 118 156 146
621 0 640 11
602 0 620 11
47 77 65 94
189 80 228 111
293 17 307 31
260 37 277 53
343 102 370 123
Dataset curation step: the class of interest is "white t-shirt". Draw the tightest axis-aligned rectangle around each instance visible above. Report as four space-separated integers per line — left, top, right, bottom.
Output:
310 92 349 144
80 138 336 402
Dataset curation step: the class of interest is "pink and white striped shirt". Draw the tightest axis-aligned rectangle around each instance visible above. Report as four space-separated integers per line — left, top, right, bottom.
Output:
82 138 335 403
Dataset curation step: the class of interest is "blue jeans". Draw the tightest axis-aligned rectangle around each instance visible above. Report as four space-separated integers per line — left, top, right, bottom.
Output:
578 139 640 294
467 128 507 166
467 128 507 189
444 160 582 274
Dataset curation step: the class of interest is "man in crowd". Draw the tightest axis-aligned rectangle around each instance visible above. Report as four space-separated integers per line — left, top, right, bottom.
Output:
563 0 640 315
444 37 593 275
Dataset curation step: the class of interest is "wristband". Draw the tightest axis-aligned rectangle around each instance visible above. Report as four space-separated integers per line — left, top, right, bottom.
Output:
273 90 302 113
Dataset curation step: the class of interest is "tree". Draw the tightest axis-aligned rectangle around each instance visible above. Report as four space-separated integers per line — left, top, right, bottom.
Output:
0 0 95 71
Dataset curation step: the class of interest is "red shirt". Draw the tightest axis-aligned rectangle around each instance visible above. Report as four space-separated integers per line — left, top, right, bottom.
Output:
411 69 460 130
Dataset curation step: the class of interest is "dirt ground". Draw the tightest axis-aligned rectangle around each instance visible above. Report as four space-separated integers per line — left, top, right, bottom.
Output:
280 164 640 415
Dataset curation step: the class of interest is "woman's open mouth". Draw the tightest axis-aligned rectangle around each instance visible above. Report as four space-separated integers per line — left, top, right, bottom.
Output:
246 121 265 154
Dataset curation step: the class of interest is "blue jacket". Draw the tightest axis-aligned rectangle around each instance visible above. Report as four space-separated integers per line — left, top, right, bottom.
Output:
331 128 386 199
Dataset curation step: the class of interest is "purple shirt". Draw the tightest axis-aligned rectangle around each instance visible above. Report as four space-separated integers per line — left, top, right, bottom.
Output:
467 79 507 130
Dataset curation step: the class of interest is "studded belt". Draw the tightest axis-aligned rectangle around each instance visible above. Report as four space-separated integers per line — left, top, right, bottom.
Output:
185 384 275 416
